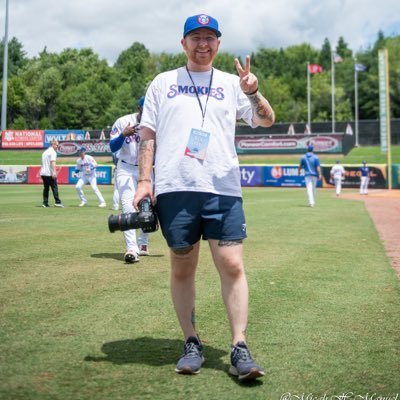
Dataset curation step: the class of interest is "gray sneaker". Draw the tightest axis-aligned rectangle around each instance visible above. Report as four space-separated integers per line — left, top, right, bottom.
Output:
175 336 204 375
229 341 265 381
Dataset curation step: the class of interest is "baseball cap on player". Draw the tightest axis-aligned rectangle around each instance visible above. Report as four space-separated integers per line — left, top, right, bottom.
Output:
183 14 222 38
307 145 314 151
79 147 86 153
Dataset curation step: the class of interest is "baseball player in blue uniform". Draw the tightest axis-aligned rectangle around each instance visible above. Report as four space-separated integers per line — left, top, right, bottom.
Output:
73 147 106 208
360 161 370 195
109 96 151 263
298 145 322 207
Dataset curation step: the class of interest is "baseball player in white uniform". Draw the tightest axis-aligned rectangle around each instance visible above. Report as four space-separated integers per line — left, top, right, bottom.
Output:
73 147 107 208
330 160 345 196
112 152 120 211
109 96 150 263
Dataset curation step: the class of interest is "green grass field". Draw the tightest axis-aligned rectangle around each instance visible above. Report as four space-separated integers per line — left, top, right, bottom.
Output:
1 145 399 165
0 185 399 400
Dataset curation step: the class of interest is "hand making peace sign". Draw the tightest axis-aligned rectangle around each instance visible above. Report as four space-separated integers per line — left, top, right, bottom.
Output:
234 55 258 95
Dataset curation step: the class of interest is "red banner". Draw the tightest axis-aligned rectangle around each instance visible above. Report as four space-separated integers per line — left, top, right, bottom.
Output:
27 166 70 184
1 130 44 148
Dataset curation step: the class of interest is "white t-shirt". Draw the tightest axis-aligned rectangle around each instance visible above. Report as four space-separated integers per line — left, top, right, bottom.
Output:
40 147 57 176
110 113 141 165
140 67 256 197
330 164 345 179
75 154 97 176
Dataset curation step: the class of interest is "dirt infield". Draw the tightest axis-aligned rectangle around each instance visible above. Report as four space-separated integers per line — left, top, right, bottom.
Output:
341 190 400 277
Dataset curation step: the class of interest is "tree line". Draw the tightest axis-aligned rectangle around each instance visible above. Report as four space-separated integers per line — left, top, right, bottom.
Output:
0 31 399 130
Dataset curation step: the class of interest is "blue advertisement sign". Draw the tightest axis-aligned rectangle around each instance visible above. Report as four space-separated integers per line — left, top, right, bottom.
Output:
263 165 322 187
44 130 85 147
68 166 112 185
239 166 263 186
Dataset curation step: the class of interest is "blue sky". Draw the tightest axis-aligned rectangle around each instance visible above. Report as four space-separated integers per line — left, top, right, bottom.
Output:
1 0 399 64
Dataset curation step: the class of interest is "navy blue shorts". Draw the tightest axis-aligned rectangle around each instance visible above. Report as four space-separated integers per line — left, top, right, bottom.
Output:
156 192 247 249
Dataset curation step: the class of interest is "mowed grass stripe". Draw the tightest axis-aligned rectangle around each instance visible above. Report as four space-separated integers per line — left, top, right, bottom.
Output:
0 185 399 400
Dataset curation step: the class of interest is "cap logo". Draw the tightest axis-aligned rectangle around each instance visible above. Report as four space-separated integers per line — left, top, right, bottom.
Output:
197 15 210 26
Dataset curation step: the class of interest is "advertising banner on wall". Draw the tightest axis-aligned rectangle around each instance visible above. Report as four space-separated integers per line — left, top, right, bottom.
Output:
239 166 263 186
263 165 323 187
392 164 400 189
67 166 112 185
0 166 28 183
1 130 44 149
57 140 111 157
27 166 70 184
235 134 343 154
44 130 85 147
321 165 387 189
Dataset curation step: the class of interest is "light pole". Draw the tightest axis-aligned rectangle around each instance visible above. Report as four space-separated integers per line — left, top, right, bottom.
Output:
354 58 359 147
1 0 9 130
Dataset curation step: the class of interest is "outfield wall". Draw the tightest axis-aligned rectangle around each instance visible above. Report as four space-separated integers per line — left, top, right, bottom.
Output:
1 130 353 155
1 164 400 189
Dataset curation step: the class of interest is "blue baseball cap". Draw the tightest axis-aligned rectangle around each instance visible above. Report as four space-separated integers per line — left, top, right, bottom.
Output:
79 147 86 153
183 14 221 38
307 145 314 151
138 96 145 107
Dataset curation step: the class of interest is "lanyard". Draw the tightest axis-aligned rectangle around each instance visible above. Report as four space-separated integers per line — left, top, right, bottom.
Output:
185 66 214 128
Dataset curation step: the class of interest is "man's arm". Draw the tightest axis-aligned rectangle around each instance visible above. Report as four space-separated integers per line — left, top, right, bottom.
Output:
51 160 57 178
133 126 156 208
298 159 303 176
234 55 275 128
317 165 322 180
246 92 275 128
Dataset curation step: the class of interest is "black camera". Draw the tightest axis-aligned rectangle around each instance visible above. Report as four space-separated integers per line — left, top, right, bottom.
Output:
108 197 158 233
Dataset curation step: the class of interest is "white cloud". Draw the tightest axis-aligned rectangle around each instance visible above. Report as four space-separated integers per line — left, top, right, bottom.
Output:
1 0 400 64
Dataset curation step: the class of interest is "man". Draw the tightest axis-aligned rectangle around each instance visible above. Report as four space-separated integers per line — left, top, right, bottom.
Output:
359 161 369 195
40 139 64 208
134 14 275 380
110 96 151 263
298 145 321 207
330 160 345 197
73 147 106 208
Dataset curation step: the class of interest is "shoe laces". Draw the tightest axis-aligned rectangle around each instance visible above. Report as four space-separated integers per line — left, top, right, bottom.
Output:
232 343 253 363
183 340 201 359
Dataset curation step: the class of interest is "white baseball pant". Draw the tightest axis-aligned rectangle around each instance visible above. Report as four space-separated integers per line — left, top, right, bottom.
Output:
360 176 369 194
116 161 149 253
76 175 105 204
305 175 318 206
334 177 342 196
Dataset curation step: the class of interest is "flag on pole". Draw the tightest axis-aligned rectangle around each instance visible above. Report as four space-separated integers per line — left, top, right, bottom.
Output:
333 52 343 63
355 63 367 72
308 64 322 74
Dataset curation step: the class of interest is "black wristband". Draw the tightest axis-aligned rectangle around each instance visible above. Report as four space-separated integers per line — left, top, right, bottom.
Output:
244 87 258 96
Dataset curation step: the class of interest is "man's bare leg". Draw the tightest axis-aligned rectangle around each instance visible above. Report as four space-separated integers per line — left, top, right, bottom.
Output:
208 239 248 345
170 241 200 339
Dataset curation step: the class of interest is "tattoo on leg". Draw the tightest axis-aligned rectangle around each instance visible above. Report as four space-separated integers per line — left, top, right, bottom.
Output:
191 307 196 330
171 245 193 255
218 240 243 247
